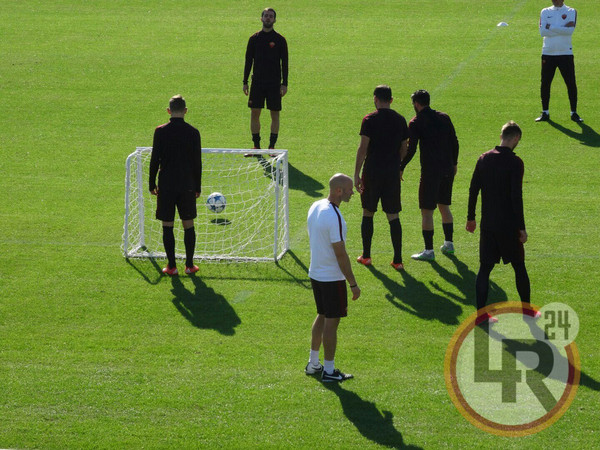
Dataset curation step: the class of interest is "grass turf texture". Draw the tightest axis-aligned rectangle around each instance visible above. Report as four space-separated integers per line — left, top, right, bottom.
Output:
1 0 599 448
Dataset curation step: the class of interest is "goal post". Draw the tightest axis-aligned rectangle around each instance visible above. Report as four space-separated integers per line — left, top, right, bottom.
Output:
122 147 289 262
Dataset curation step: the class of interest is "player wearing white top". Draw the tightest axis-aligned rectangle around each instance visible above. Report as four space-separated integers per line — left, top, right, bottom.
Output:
536 0 583 123
305 173 360 382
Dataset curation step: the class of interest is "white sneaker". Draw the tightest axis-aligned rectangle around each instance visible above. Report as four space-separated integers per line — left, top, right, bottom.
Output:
411 249 435 261
304 362 324 375
440 241 455 254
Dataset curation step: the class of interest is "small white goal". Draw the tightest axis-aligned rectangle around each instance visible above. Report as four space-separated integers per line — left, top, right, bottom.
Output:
122 147 289 262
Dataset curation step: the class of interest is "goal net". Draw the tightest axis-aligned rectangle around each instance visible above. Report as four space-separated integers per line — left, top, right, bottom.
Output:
122 147 289 262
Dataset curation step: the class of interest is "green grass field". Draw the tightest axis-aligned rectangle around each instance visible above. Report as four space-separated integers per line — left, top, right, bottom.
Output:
1 0 599 448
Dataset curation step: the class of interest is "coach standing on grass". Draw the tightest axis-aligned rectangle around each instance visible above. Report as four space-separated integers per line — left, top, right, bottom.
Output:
400 90 459 262
536 0 583 123
354 85 408 271
243 7 289 152
149 95 202 276
466 121 540 325
305 174 360 382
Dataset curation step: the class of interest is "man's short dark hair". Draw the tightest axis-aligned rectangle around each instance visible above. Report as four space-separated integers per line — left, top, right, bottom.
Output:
262 7 276 19
373 85 392 102
501 121 522 139
411 89 430 106
169 95 186 113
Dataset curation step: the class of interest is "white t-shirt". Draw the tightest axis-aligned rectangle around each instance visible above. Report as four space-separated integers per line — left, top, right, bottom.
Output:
539 4 577 56
307 199 347 282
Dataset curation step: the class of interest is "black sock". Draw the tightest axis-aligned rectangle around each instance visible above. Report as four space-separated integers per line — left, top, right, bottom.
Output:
442 222 454 242
184 227 196 268
252 133 261 149
475 263 494 310
269 133 278 149
389 218 402 264
512 262 531 303
361 216 374 258
423 229 434 250
162 226 176 268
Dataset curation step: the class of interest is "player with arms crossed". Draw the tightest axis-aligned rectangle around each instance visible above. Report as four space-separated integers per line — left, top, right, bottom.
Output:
354 85 408 271
466 121 541 324
401 90 459 261
306 174 361 382
149 95 202 276
243 7 289 152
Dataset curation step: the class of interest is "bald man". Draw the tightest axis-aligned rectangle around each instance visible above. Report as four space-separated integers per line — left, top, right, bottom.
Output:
306 173 360 382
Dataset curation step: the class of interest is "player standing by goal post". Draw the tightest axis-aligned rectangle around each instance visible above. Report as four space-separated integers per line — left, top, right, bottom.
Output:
243 7 288 153
466 121 541 324
149 95 202 276
305 174 360 382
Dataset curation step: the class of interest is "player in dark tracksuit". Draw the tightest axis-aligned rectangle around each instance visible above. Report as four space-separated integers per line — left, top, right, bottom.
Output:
400 90 459 261
149 95 202 276
466 121 539 324
243 8 289 151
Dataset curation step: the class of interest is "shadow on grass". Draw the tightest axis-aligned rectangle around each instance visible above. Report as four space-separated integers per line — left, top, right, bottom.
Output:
367 265 463 325
125 257 163 285
429 254 508 308
483 320 600 392
170 275 241 335
289 162 324 198
275 249 311 289
322 382 423 449
547 120 600 148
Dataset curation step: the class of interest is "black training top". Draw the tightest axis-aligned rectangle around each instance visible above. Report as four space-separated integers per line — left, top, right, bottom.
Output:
467 146 525 232
360 108 408 175
149 117 202 193
401 106 459 175
243 30 288 85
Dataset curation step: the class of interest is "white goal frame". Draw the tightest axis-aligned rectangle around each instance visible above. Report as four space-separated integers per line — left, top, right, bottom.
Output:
122 147 289 262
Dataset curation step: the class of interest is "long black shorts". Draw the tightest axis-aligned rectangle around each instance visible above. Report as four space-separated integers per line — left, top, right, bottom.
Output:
480 229 524 265
361 172 401 214
248 82 282 111
418 171 454 210
156 189 197 222
310 278 348 319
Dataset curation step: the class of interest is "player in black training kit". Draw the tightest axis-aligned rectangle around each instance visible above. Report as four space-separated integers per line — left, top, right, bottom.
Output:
243 7 288 153
149 95 202 276
466 121 540 324
354 85 408 271
400 90 459 262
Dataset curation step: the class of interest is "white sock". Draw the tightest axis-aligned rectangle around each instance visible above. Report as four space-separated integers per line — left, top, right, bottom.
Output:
571 111 576 115
309 350 320 366
543 110 549 114
324 359 335 374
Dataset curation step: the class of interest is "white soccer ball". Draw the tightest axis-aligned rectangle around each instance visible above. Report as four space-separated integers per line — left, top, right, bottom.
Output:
206 192 226 213
497 22 508 27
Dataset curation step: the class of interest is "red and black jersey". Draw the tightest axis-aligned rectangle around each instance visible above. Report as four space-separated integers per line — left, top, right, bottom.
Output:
149 118 202 193
467 146 525 233
359 108 408 175
401 106 459 175
244 30 288 86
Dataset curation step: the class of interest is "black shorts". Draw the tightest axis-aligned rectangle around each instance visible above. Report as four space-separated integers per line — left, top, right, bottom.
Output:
361 172 401 214
418 171 454 210
310 278 348 319
480 229 525 265
248 82 282 111
156 189 197 222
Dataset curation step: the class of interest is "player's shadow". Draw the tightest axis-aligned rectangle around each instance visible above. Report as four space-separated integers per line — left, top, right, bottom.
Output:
547 120 600 148
430 254 508 308
483 320 600 392
288 162 324 197
125 257 163 285
366 266 463 325
170 275 241 335
322 383 423 449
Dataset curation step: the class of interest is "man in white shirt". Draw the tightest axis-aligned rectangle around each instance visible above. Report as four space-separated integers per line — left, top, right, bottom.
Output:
305 173 361 382
536 0 583 123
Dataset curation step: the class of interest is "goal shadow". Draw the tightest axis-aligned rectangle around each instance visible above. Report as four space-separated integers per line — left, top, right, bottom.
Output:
125 257 164 285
